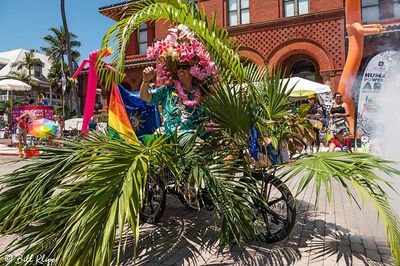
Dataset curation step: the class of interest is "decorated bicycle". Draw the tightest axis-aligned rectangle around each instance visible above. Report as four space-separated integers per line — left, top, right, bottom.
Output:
0 1 400 266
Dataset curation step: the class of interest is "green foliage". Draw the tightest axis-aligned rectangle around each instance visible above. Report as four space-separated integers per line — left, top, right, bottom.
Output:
41 27 81 68
54 106 63 116
10 49 44 77
0 101 8 114
280 152 400 263
94 114 108 123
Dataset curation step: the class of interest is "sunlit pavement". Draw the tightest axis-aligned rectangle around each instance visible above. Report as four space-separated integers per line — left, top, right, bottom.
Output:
0 157 395 266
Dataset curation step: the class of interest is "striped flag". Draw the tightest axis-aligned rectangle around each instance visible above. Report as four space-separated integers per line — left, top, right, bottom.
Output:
108 84 139 144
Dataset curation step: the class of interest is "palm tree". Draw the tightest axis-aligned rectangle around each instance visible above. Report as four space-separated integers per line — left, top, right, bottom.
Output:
41 26 80 115
9 70 39 87
41 27 81 69
0 1 400 265
11 49 44 78
60 0 80 116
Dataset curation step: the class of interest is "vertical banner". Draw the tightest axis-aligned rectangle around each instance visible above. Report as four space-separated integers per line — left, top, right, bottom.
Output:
357 51 400 155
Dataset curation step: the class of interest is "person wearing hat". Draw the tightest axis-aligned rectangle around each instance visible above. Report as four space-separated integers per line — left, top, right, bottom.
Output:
306 94 324 153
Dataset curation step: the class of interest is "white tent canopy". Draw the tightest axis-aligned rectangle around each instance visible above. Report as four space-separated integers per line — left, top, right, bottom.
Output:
0 79 31 91
282 77 331 95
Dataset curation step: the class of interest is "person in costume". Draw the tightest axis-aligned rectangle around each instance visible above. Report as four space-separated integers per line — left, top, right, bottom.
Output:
140 64 207 137
140 26 217 207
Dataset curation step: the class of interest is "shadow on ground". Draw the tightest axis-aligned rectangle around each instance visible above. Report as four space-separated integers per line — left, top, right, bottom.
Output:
116 196 393 266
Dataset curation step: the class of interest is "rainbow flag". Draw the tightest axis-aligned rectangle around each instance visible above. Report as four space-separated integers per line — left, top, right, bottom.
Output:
108 84 139 144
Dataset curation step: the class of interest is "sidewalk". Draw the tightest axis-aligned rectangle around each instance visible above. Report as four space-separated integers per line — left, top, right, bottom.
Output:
0 143 19 156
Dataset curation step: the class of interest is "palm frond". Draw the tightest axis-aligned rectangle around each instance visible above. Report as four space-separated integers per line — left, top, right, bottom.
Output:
279 152 400 264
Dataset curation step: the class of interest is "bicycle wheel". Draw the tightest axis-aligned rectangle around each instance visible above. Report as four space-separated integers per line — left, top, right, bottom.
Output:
252 171 296 243
140 175 166 224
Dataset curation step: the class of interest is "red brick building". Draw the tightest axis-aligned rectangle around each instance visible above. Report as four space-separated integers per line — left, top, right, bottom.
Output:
91 0 399 113
359 0 400 77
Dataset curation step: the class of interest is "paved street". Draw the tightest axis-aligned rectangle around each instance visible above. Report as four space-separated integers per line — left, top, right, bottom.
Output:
0 157 396 265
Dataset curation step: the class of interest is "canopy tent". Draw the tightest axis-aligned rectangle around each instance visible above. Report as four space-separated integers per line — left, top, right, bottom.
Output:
0 78 31 92
282 77 331 97
0 79 32 128
283 77 334 116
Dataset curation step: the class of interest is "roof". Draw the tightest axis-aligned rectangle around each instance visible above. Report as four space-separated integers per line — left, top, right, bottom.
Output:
99 0 140 21
125 57 155 68
0 49 52 84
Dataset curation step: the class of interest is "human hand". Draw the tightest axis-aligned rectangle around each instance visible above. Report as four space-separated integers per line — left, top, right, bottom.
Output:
143 67 156 82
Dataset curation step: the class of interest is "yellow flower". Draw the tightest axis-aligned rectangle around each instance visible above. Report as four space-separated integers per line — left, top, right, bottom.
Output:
171 51 179 60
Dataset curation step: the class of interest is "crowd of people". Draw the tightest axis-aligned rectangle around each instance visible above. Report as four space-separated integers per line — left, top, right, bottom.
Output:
305 91 352 153
22 91 49 106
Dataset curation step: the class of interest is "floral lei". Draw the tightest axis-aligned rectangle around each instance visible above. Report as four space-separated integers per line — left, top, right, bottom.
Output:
174 80 202 108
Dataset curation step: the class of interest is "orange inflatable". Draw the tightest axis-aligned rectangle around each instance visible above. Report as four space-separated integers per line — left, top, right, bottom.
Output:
337 0 383 135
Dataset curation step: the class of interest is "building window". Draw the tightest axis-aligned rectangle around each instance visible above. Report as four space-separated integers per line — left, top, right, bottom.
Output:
138 24 148 55
283 0 309 17
394 0 400 18
362 0 380 22
34 66 42 78
228 0 250 26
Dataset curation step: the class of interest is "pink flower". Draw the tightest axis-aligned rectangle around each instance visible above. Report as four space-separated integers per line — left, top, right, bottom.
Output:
147 26 218 82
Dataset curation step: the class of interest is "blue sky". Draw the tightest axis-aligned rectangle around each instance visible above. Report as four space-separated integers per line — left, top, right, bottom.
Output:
0 0 119 63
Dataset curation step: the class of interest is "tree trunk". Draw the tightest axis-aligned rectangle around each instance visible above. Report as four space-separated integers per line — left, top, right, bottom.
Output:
61 0 80 116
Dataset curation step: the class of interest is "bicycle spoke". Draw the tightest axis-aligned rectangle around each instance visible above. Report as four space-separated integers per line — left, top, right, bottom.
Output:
265 208 286 223
268 196 285 206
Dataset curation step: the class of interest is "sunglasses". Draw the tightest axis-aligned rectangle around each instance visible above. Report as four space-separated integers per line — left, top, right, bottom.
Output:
335 96 342 99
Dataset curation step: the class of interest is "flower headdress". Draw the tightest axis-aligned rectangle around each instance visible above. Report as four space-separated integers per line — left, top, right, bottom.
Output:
147 25 218 84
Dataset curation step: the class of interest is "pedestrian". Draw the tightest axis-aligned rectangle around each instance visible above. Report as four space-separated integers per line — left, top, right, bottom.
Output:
16 113 29 157
306 94 324 152
88 116 98 131
39 91 49 106
24 94 35 106
329 92 350 137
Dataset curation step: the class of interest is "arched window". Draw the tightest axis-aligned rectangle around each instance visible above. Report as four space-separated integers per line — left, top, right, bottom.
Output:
290 60 316 81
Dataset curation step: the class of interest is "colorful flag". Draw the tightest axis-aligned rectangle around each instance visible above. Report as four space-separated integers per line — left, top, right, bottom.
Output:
117 84 161 137
108 84 139 144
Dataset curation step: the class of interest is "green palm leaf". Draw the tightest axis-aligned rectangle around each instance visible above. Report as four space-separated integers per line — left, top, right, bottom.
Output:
279 152 400 264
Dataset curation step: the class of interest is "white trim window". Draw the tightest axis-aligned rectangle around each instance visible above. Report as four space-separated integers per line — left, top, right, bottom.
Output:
283 0 309 17
138 24 148 55
228 0 250 26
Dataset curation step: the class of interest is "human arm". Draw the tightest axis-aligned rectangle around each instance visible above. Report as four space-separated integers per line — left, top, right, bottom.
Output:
140 67 156 102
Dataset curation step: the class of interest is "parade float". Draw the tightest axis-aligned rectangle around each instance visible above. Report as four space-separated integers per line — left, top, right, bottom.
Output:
0 1 399 265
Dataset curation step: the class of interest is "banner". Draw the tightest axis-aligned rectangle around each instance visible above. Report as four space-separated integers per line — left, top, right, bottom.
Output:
13 106 54 124
357 51 400 155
